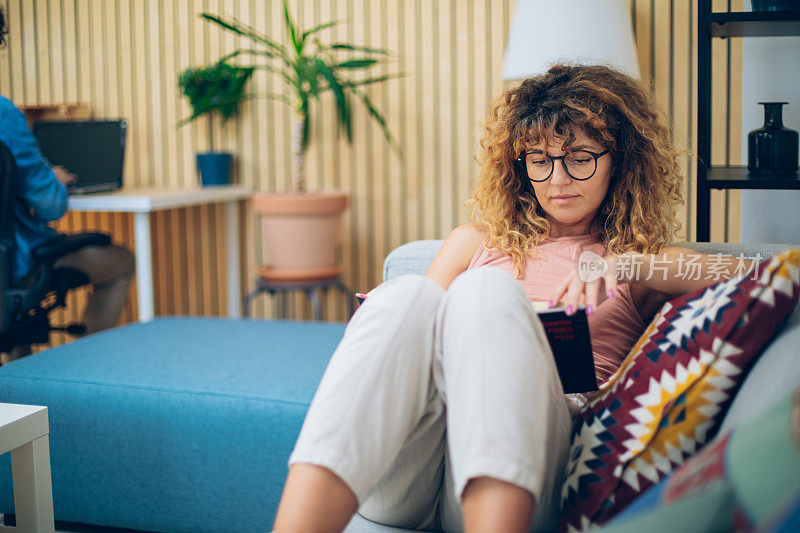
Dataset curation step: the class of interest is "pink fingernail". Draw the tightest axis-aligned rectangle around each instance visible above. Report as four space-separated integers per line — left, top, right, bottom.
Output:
607 289 615 299
587 305 594 316
547 300 553 309
566 305 574 316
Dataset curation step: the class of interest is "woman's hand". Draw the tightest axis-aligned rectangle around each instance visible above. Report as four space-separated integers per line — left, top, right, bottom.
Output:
357 287 379 301
549 253 621 316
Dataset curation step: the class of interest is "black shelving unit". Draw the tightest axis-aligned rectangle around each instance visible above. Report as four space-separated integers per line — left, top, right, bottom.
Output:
696 2 800 241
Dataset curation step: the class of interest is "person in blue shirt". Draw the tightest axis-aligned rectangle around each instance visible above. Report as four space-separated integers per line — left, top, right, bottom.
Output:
1 7 134 362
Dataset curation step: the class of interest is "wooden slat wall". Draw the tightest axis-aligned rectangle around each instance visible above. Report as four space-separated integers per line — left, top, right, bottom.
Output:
0 0 742 339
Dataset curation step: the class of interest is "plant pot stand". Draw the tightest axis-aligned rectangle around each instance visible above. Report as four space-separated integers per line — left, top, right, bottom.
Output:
251 192 351 319
257 264 342 282
243 273 356 321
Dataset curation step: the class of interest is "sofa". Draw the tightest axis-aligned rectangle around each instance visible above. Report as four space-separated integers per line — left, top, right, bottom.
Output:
0 240 797 532
348 240 800 532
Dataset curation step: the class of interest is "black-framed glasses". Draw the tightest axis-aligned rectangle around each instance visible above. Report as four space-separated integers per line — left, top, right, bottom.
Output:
515 149 610 182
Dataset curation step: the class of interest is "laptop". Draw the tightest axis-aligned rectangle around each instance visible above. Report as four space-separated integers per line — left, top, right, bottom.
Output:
33 120 127 194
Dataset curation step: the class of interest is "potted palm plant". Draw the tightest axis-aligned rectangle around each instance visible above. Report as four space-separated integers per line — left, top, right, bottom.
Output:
201 0 401 279
178 60 255 185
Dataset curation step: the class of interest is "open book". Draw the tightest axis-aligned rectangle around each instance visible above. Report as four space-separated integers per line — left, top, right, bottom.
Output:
533 303 598 394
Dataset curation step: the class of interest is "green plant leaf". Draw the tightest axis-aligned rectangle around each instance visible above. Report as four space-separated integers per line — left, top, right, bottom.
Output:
200 13 289 62
218 48 277 62
336 59 379 69
339 72 407 87
315 58 352 142
282 0 301 54
251 62 297 86
350 86 402 157
300 100 310 151
190 9 404 166
301 59 321 98
318 73 406 92
254 92 293 107
326 43 392 55
177 93 259 128
177 62 255 127
301 20 344 42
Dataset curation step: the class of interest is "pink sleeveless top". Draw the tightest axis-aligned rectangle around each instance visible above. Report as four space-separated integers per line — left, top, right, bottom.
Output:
466 233 646 385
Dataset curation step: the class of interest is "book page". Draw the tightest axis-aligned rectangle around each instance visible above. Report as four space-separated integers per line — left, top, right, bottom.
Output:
531 301 550 311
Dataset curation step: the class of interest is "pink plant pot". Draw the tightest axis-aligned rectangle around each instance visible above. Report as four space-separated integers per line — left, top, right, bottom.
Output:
253 191 349 274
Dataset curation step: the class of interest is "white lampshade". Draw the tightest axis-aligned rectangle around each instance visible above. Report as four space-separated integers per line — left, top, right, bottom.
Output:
502 0 640 80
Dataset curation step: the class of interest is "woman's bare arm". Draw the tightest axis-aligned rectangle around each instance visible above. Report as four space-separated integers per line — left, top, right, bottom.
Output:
552 246 759 315
621 246 758 296
425 223 487 291
626 247 758 322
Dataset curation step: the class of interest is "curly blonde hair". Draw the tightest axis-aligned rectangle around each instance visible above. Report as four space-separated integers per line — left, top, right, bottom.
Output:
467 64 683 277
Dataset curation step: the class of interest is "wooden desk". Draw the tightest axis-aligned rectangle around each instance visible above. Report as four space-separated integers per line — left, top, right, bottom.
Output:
68 186 251 322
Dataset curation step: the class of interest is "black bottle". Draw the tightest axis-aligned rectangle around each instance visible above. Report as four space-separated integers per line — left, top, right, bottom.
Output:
751 0 796 11
748 102 799 177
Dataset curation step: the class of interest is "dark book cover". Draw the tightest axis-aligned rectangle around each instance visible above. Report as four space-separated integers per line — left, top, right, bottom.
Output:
536 306 598 394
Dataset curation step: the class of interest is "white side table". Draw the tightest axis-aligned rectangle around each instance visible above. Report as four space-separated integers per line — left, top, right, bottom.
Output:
0 404 54 533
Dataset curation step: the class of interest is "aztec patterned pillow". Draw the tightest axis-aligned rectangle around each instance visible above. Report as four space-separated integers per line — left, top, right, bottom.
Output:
600 387 800 533
559 248 800 532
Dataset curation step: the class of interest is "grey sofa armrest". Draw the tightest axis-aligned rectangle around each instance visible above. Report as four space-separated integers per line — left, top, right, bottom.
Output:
382 240 446 281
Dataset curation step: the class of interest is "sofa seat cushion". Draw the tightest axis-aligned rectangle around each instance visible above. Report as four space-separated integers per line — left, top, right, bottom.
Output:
560 248 800 531
0 317 346 532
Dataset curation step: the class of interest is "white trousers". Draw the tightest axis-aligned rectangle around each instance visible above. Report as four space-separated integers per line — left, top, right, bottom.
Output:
288 267 574 532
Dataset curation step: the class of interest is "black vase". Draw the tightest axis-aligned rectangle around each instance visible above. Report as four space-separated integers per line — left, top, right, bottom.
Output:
751 0 796 12
747 102 799 177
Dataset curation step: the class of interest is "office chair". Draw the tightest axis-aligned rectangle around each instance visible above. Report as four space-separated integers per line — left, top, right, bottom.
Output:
0 140 112 356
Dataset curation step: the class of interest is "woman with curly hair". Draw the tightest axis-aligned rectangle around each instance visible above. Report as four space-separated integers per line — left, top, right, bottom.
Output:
274 64 752 533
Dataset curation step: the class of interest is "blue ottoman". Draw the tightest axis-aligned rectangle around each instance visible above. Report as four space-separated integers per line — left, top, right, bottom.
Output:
0 317 346 532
